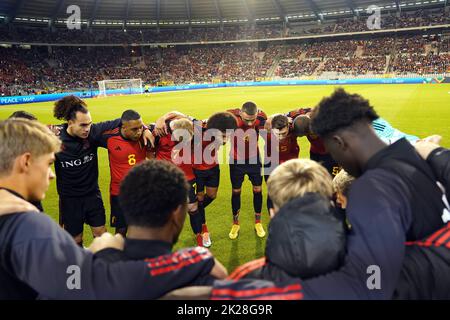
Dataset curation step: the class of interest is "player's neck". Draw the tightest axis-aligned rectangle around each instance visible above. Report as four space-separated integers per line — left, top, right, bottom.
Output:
358 131 388 167
66 126 76 138
0 176 30 201
127 225 174 243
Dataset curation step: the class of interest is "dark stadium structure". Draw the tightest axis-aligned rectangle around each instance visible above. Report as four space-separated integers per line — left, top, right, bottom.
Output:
0 0 449 96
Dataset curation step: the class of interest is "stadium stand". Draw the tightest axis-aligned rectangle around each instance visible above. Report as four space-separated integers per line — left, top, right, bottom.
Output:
0 2 449 96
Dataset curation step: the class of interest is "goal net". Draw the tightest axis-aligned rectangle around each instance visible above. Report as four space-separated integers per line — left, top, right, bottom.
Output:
97 79 143 97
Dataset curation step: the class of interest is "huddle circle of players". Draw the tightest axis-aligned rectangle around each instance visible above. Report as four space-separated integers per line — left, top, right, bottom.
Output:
26 96 341 248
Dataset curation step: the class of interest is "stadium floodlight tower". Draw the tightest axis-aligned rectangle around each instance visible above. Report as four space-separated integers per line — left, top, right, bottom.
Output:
97 78 143 97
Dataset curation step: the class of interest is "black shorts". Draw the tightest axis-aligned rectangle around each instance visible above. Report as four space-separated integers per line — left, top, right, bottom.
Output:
193 165 220 193
229 162 263 189
59 192 106 236
188 179 197 204
310 152 341 177
110 195 127 229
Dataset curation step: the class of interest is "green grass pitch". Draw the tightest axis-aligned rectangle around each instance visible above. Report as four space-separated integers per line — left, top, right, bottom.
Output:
1 84 449 273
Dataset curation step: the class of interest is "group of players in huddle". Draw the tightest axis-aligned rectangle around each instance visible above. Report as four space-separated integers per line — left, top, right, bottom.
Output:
27 95 342 248
2 88 450 299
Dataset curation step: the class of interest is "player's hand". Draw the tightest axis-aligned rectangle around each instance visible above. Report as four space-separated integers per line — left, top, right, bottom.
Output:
420 135 442 145
0 190 40 216
155 116 168 136
48 125 62 136
88 233 125 253
142 129 155 148
415 138 441 160
210 258 228 279
264 117 272 132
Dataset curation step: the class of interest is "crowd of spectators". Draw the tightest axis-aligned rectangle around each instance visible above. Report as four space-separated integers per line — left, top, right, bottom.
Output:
320 56 387 75
391 53 450 74
305 40 360 59
1 34 449 96
0 8 448 45
362 38 395 57
276 59 320 77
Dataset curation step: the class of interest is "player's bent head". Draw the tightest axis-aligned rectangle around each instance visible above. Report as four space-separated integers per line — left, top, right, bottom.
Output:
207 112 238 144
332 169 355 210
267 159 333 215
207 112 238 132
271 114 289 140
170 118 194 143
240 102 258 126
241 101 258 115
310 88 379 178
8 111 38 121
54 95 92 139
310 88 379 137
121 109 143 141
0 119 61 202
293 115 311 137
119 160 189 244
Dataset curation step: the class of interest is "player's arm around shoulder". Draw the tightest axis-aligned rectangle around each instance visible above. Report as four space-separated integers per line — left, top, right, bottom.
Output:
155 111 188 136
416 139 450 197
90 118 122 145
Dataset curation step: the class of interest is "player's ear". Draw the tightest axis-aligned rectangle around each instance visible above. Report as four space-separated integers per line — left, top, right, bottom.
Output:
171 203 187 230
15 152 32 174
269 207 277 219
331 134 346 151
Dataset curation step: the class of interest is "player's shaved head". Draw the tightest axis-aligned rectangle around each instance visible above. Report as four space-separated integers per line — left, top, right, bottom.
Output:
241 102 258 115
293 115 311 137
121 109 141 122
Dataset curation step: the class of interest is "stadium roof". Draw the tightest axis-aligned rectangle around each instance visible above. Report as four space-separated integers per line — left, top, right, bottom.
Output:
0 0 445 26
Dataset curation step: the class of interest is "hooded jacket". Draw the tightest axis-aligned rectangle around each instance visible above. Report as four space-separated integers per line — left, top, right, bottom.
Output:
228 193 346 283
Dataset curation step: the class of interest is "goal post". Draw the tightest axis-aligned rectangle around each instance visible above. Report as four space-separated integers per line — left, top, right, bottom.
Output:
97 79 143 97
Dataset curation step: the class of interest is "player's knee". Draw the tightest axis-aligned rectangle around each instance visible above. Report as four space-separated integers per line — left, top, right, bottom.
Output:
73 233 83 244
197 192 205 202
232 189 241 195
92 226 106 237
188 202 198 213
253 186 262 193
206 190 218 200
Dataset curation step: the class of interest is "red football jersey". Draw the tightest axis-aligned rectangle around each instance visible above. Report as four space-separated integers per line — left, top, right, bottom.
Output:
307 134 327 155
103 129 147 196
192 121 220 171
227 108 267 161
285 108 327 155
266 128 300 164
154 133 196 182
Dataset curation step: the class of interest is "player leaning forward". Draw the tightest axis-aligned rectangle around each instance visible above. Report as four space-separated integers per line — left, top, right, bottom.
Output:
227 102 268 240
53 95 152 246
